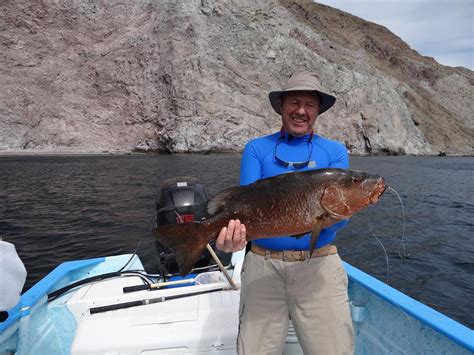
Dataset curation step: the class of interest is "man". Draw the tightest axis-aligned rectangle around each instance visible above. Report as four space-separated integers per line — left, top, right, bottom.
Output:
217 71 354 354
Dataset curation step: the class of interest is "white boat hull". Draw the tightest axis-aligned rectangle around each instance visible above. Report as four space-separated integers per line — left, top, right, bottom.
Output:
1 251 472 354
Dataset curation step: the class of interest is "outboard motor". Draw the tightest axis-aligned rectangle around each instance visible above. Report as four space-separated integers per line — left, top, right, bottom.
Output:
156 176 209 227
155 176 229 275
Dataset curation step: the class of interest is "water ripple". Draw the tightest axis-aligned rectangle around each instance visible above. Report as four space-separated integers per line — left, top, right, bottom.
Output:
0 154 473 328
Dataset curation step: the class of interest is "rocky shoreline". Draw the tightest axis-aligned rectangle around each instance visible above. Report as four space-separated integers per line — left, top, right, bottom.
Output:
1 0 472 156
0 147 469 157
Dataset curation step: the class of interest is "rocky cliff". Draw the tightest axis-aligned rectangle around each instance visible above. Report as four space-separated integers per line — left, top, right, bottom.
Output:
1 0 472 155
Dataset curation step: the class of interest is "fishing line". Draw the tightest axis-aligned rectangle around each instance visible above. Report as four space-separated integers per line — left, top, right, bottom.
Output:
393 304 422 354
395 304 416 338
366 185 408 284
48 192 161 301
366 224 421 352
50 190 212 300
368 219 390 285
387 186 408 259
366 187 422 351
121 204 231 279
118 212 157 273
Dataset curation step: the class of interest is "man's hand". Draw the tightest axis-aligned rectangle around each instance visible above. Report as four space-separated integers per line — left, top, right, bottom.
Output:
216 219 247 253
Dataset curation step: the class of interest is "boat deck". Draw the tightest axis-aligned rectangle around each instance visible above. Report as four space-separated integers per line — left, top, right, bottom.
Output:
1 251 472 354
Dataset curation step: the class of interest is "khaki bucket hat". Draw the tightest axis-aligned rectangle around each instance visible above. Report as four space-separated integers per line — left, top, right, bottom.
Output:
268 71 336 115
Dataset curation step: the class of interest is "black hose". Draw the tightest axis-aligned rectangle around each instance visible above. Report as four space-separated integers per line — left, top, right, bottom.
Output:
47 271 152 301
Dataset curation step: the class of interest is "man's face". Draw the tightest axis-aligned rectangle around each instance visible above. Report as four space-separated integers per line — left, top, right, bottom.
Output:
280 91 319 137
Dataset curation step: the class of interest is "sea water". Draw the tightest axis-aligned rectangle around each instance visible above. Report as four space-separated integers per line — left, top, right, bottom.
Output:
0 154 472 328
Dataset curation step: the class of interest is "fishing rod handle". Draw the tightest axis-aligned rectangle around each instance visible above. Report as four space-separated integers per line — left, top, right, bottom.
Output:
90 300 142 314
123 284 150 293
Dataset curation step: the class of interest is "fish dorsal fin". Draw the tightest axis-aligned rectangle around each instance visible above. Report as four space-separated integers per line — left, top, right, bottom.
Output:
207 186 241 216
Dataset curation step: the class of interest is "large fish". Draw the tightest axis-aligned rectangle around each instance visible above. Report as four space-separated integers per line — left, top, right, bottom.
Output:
154 168 386 275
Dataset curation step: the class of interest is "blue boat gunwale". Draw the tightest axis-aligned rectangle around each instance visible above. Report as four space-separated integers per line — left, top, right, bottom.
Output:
0 256 106 333
1 254 472 352
343 262 473 352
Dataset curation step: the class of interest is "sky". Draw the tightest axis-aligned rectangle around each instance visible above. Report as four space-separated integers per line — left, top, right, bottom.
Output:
315 0 474 70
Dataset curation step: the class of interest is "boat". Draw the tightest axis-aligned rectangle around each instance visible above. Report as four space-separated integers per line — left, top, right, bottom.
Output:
1 249 473 354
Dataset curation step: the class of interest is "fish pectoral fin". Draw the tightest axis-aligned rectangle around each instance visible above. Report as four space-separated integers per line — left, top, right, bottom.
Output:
207 186 240 216
309 219 323 258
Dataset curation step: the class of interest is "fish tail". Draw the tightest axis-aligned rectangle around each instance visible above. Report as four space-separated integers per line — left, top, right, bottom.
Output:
153 223 213 276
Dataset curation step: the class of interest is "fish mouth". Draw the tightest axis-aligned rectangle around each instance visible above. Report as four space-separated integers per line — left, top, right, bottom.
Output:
369 178 387 203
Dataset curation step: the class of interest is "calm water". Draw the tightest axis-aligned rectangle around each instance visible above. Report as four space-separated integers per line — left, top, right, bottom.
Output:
0 155 473 328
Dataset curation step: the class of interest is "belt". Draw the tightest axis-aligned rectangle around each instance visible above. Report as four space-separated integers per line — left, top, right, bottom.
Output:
251 244 337 262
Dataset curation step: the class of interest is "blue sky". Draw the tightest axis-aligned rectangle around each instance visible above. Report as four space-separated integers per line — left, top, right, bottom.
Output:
315 1 474 70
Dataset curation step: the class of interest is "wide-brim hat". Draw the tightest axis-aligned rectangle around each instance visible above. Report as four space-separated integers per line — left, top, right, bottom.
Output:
268 71 336 115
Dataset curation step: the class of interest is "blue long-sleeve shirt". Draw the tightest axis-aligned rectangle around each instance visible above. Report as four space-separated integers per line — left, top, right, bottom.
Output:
239 131 349 250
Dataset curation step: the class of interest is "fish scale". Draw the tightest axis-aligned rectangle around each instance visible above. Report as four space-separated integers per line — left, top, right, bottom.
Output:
154 168 386 275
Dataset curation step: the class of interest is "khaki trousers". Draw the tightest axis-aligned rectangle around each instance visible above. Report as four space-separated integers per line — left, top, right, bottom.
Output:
237 252 354 355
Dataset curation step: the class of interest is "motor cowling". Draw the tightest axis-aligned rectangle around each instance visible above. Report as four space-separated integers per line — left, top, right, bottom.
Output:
155 176 224 275
156 176 209 227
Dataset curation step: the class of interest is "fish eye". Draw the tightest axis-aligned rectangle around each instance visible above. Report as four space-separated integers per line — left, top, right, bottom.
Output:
352 177 360 184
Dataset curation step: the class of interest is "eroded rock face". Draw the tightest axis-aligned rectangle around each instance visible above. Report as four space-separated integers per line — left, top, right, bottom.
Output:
0 0 472 155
